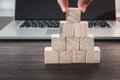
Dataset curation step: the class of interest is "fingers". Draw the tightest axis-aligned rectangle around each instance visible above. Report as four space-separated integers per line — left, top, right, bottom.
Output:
57 0 92 12
57 0 68 12
78 0 92 12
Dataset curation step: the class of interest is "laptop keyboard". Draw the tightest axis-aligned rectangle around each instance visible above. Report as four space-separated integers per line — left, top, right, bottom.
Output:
19 20 111 28
88 21 111 28
19 20 60 28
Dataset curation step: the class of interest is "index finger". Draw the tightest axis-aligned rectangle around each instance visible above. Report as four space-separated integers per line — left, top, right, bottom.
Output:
78 0 92 12
57 0 68 12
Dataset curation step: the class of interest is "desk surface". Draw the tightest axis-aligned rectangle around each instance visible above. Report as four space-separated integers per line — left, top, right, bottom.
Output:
0 17 120 80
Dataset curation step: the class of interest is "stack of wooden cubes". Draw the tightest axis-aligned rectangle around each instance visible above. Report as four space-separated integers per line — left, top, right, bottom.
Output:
44 8 101 64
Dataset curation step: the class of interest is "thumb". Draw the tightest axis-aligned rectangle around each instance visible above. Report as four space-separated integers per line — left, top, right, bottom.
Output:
78 0 92 12
57 0 68 12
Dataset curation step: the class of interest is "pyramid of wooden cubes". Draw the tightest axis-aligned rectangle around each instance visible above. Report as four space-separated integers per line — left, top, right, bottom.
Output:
44 8 101 64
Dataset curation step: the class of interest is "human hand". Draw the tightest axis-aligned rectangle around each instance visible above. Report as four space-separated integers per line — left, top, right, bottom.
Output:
57 0 92 12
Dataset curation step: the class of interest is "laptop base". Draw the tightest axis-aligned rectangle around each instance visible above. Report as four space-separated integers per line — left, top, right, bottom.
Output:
0 20 120 40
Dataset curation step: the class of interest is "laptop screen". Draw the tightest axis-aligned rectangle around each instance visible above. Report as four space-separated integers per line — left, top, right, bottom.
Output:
15 0 116 20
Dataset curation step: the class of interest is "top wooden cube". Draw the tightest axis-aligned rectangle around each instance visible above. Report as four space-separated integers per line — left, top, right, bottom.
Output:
66 8 81 23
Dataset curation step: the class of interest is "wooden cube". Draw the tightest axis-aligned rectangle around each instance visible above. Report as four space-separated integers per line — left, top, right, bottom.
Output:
81 21 89 37
66 8 81 23
74 23 82 37
60 23 74 37
73 51 86 63
80 34 94 50
66 37 80 51
86 47 101 63
52 34 65 51
59 51 72 64
75 21 88 37
44 47 58 64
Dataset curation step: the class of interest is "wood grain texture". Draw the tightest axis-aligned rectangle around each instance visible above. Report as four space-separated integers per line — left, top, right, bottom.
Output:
59 51 72 64
44 47 58 64
75 21 88 37
60 23 74 37
74 23 82 37
81 21 89 37
86 47 101 63
0 40 119 80
52 34 65 51
80 34 94 50
73 51 86 63
66 8 81 23
0 17 120 80
66 37 80 51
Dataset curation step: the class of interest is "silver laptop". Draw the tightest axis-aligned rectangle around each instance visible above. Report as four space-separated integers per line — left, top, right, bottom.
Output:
0 0 120 40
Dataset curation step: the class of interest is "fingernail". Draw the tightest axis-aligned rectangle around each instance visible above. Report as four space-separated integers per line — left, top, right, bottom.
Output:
61 7 66 12
62 9 66 12
79 4 88 12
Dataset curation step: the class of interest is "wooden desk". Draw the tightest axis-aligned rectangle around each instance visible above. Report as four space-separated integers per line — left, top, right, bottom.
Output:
0 17 120 80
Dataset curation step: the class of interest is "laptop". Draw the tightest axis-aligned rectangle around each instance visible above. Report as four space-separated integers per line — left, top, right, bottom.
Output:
0 0 120 40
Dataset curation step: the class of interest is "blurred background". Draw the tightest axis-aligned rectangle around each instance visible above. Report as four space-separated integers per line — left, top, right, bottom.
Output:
0 0 15 16
116 0 120 17
0 0 120 17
